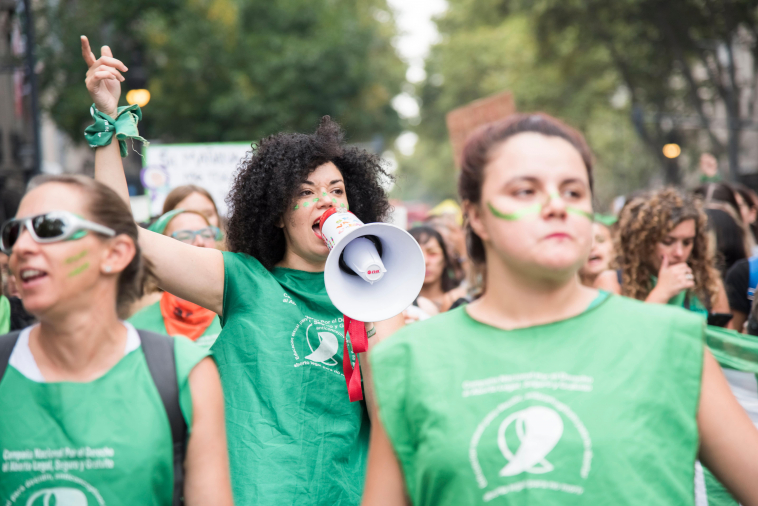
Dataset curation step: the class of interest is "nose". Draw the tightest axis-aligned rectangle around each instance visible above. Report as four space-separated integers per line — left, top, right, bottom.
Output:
192 234 206 248
541 192 567 219
673 242 684 258
11 225 38 255
316 190 335 209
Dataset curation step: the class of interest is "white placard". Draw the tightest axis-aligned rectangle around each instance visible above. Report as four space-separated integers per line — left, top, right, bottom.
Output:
142 142 253 217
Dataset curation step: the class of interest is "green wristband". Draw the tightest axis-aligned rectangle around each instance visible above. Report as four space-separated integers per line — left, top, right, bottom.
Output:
84 104 148 157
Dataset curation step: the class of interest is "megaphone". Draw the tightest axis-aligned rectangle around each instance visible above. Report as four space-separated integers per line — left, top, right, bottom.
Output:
319 207 425 323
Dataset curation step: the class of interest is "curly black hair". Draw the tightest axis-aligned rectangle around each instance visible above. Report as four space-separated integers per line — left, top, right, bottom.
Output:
225 116 393 270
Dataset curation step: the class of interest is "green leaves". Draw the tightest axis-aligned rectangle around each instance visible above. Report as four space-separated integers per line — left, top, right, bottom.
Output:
38 0 405 144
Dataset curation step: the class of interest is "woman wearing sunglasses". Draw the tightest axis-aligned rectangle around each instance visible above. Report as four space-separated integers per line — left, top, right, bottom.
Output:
82 37 403 505
128 210 223 349
362 114 758 505
0 175 233 504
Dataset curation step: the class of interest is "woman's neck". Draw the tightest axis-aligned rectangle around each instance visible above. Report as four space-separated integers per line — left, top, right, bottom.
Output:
276 250 327 272
467 257 597 330
30 302 126 382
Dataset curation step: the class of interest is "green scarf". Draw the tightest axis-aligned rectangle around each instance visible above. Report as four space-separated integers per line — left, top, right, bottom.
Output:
84 104 148 157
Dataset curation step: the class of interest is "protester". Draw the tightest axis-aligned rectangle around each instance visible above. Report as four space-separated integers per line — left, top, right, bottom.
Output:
362 113 758 505
0 175 232 503
578 220 614 287
163 184 222 229
734 183 758 255
695 182 752 262
705 208 748 277
595 188 730 319
0 252 36 332
408 226 467 316
82 36 403 505
128 209 223 349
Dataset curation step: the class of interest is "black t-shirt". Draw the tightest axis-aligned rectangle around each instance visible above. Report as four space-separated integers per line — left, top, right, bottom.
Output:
725 258 751 314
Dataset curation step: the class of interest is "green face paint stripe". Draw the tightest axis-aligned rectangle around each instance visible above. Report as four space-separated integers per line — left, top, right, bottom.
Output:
313 198 319 202
331 198 337 203
293 204 299 210
487 202 542 221
68 262 90 277
322 192 327 196
65 250 88 264
68 230 87 241
567 207 594 220
340 203 346 208
303 202 309 207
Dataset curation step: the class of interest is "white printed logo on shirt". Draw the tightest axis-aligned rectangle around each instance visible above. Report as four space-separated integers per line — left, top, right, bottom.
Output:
469 391 592 501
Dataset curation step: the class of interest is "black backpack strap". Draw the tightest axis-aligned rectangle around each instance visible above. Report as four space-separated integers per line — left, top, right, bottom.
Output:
137 330 186 506
0 331 21 384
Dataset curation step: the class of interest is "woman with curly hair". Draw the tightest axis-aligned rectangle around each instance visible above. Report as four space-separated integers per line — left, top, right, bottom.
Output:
82 38 402 505
595 188 730 320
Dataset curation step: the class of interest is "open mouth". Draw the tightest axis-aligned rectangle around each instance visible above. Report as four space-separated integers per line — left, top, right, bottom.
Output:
588 254 602 262
312 217 323 240
19 268 48 286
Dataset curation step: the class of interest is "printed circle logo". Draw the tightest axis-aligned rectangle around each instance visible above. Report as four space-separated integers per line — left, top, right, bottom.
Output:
7 474 105 505
469 392 592 501
27 487 87 506
290 316 343 370
304 324 338 366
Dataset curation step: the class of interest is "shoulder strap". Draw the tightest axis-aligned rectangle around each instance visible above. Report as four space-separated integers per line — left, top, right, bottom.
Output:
616 269 623 286
748 256 758 300
0 331 21 384
137 330 186 506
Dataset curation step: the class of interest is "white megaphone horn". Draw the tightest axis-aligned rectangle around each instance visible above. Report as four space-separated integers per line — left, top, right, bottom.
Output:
319 207 425 323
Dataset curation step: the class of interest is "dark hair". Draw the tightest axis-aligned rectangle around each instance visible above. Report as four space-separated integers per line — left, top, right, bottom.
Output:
409 226 460 292
27 175 152 316
705 208 747 275
694 183 742 222
162 185 220 220
225 116 393 270
458 113 594 265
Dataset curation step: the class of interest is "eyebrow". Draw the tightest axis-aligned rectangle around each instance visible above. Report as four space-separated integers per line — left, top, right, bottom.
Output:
303 179 344 186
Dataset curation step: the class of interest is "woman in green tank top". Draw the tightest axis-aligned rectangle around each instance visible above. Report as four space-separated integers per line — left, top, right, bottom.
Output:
596 188 731 322
362 114 758 505
0 176 233 504
82 37 404 505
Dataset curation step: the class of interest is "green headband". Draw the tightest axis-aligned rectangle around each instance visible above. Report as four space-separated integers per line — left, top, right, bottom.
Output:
148 209 187 235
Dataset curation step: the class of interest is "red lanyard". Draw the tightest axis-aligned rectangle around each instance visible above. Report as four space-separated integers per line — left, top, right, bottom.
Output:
342 315 368 402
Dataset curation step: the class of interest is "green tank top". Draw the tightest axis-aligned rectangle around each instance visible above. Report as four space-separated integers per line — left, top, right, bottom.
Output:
128 300 222 350
370 294 704 505
0 325 208 504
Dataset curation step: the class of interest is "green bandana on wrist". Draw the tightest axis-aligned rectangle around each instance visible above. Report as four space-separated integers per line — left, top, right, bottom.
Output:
84 104 148 157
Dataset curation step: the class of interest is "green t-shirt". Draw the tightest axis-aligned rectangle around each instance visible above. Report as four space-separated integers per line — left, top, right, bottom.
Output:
212 252 370 506
128 300 222 350
0 325 208 504
0 295 9 335
371 294 704 505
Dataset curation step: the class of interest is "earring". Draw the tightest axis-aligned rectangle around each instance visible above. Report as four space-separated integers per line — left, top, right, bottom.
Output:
104 266 112 273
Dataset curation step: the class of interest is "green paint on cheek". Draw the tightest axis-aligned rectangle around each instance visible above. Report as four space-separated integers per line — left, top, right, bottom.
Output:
322 192 327 197
567 207 594 220
68 230 87 241
303 202 309 208
293 204 299 210
487 202 541 221
65 250 88 264
68 261 90 277
332 198 337 203
312 198 319 203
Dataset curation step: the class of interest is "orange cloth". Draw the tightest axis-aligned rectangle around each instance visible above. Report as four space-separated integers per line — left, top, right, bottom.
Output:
160 291 216 341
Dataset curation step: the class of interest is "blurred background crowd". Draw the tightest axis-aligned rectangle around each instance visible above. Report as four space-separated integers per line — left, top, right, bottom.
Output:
4 0 758 332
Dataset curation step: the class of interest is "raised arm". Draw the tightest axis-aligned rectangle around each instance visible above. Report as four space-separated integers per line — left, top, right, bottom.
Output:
82 36 225 315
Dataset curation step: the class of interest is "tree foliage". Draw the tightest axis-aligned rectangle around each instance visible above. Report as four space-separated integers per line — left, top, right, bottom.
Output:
394 3 657 208
37 0 406 144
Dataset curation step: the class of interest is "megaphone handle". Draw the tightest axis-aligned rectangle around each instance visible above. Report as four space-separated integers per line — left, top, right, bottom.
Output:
343 339 363 402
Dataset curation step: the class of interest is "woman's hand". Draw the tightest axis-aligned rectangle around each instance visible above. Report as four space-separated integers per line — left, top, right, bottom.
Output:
648 256 694 303
81 36 127 118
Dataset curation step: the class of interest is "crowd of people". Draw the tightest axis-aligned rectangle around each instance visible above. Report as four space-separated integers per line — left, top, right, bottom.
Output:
2 35 758 505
